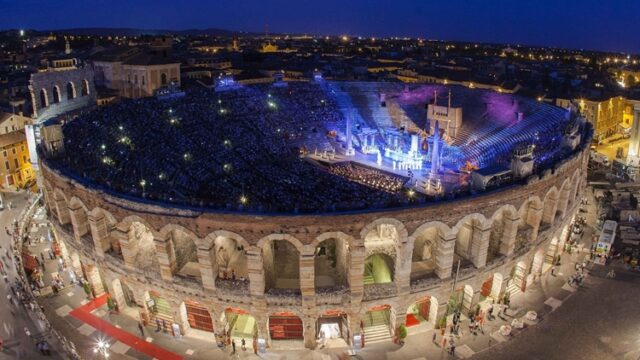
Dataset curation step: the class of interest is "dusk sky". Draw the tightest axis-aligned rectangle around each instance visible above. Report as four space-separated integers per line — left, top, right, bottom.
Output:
1 0 639 54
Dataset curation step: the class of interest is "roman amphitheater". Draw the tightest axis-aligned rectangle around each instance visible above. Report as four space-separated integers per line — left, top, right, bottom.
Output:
37 81 591 350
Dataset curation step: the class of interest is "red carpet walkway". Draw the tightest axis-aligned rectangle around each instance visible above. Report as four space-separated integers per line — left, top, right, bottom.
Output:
69 294 183 360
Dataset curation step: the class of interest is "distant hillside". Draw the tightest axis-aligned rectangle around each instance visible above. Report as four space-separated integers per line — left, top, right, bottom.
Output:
44 27 264 37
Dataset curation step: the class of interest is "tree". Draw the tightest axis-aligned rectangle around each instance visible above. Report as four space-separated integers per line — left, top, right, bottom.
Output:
628 75 637 88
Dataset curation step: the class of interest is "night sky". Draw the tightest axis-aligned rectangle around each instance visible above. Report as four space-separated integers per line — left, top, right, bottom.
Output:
2 0 639 53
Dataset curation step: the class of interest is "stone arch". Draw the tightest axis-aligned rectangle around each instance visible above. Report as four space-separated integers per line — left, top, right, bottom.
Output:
162 225 201 282
66 81 76 100
452 213 489 268
518 195 543 244
39 88 49 108
360 217 408 247
259 234 304 292
409 221 451 282
557 178 572 219
461 284 476 314
569 168 581 207
405 295 439 329
313 232 352 290
205 230 250 280
542 186 560 225
52 85 61 103
161 73 168 85
81 79 90 96
120 219 159 275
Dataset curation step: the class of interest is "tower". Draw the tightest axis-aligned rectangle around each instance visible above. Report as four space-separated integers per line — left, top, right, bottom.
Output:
346 111 355 156
627 103 640 165
65 37 71 54
430 121 441 175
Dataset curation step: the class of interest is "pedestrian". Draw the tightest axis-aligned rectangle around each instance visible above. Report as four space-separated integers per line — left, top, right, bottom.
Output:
450 343 456 356
253 338 257 354
162 319 167 333
432 331 437 343
156 318 161 332
441 337 447 350
138 322 145 337
551 267 556 276
0 336 3 351
231 339 236 354
241 338 246 351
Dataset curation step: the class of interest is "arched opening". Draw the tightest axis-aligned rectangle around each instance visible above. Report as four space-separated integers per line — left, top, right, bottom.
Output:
39 88 48 108
314 237 348 291
81 79 90 96
213 234 249 287
52 86 61 104
507 261 527 295
223 308 257 347
316 310 348 348
364 253 394 284
161 73 168 85
183 299 214 333
263 239 300 293
269 312 303 341
127 222 159 276
169 229 200 284
410 227 441 282
406 296 438 329
461 284 475 314
66 82 75 100
111 279 137 315
363 305 393 344
148 291 174 332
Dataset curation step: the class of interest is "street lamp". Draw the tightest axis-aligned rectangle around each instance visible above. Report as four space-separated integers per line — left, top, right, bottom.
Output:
94 340 110 358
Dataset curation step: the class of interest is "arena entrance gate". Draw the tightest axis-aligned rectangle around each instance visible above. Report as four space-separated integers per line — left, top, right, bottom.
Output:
185 299 214 333
316 310 348 346
269 312 303 341
224 308 257 341
148 291 173 332
406 297 432 327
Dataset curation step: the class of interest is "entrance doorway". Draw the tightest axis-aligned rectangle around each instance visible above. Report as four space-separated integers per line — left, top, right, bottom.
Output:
184 300 214 333
224 308 257 340
149 291 173 332
316 310 348 347
269 312 303 340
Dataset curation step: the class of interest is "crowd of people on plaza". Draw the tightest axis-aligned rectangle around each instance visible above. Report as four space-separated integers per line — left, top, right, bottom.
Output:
54 82 420 213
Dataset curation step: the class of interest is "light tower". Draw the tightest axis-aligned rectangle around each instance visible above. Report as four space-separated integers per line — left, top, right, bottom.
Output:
345 111 355 156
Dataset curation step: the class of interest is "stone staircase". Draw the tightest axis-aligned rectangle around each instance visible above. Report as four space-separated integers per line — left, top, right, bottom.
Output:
363 311 392 344
506 280 522 297
363 262 375 285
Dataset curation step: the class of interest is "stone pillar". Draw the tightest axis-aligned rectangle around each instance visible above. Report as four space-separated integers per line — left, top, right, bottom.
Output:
394 243 412 294
135 290 151 325
558 187 571 219
246 249 264 297
113 224 135 268
299 251 315 297
254 314 270 347
88 212 109 258
68 203 89 242
197 245 216 292
303 316 317 349
347 312 362 345
499 214 520 256
155 233 175 282
541 197 557 226
348 246 365 301
470 223 490 268
55 198 71 225
110 279 126 311
85 264 105 296
527 205 543 243
435 232 456 279
175 302 190 336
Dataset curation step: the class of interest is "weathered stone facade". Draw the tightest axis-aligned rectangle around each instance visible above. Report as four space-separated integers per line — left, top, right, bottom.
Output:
29 66 97 121
40 146 588 349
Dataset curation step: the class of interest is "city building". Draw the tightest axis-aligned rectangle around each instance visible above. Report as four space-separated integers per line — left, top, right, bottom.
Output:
0 130 34 188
